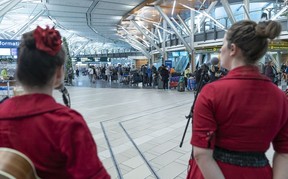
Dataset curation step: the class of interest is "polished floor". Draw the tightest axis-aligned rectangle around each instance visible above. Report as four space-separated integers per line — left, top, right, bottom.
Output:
51 75 275 179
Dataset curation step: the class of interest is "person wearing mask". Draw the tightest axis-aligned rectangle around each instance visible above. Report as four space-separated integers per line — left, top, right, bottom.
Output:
0 26 110 179
187 20 288 179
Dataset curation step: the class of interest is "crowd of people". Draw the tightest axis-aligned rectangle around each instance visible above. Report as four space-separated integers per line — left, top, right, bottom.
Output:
70 62 229 92
0 19 287 179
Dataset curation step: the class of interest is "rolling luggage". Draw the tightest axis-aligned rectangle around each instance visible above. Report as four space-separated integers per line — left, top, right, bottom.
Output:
187 78 196 91
177 76 185 92
169 76 179 89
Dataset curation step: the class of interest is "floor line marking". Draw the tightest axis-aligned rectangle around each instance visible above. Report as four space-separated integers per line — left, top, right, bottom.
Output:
100 122 124 179
119 122 160 179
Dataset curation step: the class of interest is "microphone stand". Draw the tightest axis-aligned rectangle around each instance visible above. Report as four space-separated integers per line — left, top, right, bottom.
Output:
179 67 208 148
59 85 71 108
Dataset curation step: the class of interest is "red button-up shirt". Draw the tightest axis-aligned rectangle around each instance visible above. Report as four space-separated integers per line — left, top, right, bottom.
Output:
192 65 288 153
0 94 110 179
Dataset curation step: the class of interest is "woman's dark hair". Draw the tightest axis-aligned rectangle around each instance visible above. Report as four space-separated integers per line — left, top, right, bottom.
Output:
16 28 66 87
226 20 281 64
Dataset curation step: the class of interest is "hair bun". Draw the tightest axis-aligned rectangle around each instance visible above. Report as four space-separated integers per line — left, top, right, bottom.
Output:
255 20 282 39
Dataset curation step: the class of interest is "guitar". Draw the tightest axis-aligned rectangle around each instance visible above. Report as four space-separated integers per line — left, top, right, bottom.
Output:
0 148 40 179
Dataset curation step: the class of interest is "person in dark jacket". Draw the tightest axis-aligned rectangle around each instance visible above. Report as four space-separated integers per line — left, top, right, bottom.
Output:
160 66 170 89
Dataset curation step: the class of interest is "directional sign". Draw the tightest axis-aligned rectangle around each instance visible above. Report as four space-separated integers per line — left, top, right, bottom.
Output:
0 40 20 48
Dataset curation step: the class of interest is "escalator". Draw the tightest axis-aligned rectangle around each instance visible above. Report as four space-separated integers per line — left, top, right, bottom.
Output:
174 55 189 73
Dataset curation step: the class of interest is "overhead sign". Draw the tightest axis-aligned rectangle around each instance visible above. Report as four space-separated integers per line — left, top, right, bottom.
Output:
165 60 172 68
0 40 20 48
269 43 288 50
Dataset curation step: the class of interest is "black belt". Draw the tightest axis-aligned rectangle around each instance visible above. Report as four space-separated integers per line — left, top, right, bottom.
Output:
213 146 269 167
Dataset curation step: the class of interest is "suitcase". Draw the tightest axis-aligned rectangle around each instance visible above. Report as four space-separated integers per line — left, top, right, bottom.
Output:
169 81 178 89
177 82 185 92
187 78 196 91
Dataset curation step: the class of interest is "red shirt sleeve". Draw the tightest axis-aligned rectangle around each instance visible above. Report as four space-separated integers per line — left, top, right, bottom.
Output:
273 99 288 153
191 85 217 149
58 111 110 179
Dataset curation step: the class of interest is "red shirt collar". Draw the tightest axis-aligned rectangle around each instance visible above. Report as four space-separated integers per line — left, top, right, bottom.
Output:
0 94 64 119
223 65 270 81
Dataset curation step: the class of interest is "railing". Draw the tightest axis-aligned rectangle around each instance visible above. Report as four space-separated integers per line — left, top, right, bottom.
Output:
75 17 288 58
75 51 143 58
150 18 288 52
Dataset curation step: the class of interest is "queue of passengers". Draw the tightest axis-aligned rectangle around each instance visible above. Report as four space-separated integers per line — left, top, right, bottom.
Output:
77 63 227 90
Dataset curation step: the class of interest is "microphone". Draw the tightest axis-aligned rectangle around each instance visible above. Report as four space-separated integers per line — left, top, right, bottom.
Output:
55 83 71 107
204 57 219 66
57 84 68 94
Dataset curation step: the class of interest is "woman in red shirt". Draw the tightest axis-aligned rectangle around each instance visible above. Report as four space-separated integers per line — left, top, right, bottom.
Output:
0 26 110 179
187 20 288 179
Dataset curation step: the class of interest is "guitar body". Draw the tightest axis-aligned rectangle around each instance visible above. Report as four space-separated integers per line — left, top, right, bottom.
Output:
0 148 39 179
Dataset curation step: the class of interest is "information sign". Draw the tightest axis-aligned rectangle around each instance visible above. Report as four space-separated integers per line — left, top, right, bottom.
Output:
0 40 20 48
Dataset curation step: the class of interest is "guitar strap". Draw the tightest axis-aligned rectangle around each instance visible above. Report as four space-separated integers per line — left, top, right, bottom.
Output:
0 96 9 104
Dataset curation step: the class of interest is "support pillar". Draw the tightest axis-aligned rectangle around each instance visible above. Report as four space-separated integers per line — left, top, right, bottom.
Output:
0 0 21 18
132 20 164 56
220 0 236 24
243 0 250 20
277 51 281 70
190 10 196 72
155 5 193 54
162 20 167 63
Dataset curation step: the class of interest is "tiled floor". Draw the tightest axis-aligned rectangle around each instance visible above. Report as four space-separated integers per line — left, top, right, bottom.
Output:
52 75 275 179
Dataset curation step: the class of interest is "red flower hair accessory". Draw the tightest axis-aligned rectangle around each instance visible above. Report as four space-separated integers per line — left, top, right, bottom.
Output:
33 26 62 56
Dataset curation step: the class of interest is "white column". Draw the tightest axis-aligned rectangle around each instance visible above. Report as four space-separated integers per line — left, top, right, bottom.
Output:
220 0 236 24
190 10 196 71
243 0 250 20
155 5 193 54
162 20 167 63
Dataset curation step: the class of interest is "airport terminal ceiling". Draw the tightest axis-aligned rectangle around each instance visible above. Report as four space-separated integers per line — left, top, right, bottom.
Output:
0 0 287 56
